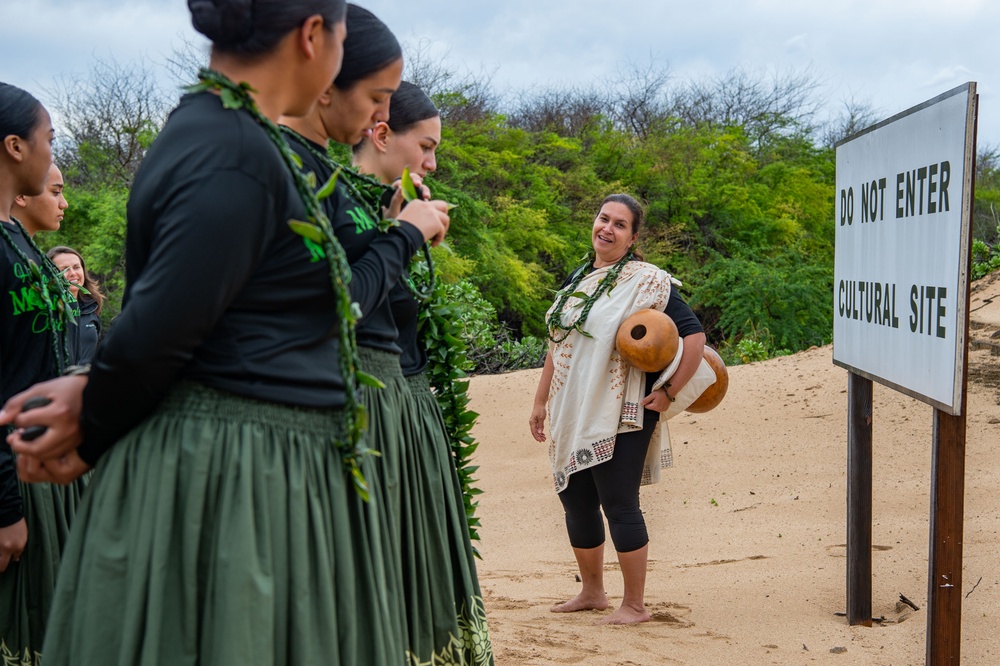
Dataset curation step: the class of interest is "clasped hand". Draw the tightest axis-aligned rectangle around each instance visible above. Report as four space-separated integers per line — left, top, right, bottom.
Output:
0 375 92 484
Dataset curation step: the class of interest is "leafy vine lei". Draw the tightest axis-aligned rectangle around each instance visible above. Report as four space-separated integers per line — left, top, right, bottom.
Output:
546 250 634 342
278 126 478 538
277 125 435 301
183 68 375 497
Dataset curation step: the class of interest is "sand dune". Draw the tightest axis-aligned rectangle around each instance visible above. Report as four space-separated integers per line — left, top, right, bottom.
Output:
469 271 1000 665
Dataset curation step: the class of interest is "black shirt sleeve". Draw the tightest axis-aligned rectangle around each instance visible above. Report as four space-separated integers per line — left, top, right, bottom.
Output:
0 324 15 527
347 220 424 316
0 441 21 527
78 169 275 464
665 289 704 338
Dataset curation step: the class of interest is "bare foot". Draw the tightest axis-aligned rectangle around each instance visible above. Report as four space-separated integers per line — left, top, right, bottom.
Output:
597 604 651 625
550 591 609 613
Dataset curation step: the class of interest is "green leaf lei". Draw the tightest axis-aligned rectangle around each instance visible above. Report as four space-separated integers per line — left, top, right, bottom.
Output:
278 125 436 302
0 219 75 373
184 68 374 497
546 250 634 343
280 126 478 536
413 261 484 551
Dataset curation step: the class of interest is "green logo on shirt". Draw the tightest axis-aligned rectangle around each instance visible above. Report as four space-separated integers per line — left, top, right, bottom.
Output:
346 206 377 234
303 237 325 262
7 261 66 333
299 204 375 260
10 285 43 316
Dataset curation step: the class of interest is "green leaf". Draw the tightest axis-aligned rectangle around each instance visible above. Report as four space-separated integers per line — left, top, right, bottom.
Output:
288 219 325 243
568 291 589 299
183 81 213 94
356 370 386 389
316 167 341 201
400 166 419 201
304 171 317 189
289 151 303 169
351 466 370 503
219 87 242 110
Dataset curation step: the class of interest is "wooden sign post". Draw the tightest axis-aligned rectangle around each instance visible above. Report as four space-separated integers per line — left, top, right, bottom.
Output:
834 83 978 663
846 372 873 627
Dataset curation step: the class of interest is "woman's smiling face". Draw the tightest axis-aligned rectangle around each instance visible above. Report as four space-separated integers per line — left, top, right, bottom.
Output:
591 201 637 265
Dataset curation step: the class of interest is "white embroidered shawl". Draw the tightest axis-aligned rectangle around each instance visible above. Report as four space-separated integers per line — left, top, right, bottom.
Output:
546 261 719 492
545 262 665 492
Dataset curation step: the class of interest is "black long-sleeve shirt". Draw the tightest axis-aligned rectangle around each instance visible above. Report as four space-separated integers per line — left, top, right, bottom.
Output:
285 134 422 354
69 295 100 365
388 281 427 376
78 92 418 464
0 221 62 526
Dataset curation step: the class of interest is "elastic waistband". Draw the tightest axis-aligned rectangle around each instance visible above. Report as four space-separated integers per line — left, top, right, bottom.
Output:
155 381 346 437
357 346 404 382
404 372 432 393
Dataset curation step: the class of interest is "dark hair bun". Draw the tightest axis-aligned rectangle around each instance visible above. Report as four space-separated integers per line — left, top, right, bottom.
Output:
334 4 401 90
188 0 254 47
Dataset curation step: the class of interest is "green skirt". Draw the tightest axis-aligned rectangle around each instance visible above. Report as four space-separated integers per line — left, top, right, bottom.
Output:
40 381 401 665
0 476 87 666
359 347 492 666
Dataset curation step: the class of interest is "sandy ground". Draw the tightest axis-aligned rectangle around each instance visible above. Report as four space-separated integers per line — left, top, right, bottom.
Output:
468 271 1000 665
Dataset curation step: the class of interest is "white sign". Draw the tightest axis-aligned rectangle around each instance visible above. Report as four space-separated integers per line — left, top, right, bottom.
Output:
833 83 977 414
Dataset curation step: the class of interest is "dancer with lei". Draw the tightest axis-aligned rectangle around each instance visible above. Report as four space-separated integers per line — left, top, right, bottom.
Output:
281 8 491 664
529 194 709 625
1 1 448 663
0 83 85 666
354 80 494 665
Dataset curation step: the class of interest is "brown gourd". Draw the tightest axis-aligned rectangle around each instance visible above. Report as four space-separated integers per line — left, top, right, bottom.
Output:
687 346 728 413
615 309 679 372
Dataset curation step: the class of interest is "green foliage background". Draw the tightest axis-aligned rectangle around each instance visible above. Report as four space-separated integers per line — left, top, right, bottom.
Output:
36 63 1000 368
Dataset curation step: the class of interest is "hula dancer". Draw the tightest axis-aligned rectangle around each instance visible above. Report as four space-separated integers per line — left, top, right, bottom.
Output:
354 80 494 665
283 4 464 661
529 194 707 624
0 83 84 665
2 1 446 663
283 7 491 663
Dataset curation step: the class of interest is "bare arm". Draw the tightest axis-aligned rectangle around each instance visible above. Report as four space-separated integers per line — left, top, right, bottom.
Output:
641 332 706 412
529 351 555 442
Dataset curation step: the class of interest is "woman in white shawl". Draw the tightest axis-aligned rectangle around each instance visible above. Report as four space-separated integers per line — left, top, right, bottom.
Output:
529 194 707 624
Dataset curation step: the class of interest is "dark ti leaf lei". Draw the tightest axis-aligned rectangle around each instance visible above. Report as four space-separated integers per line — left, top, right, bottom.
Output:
547 250 634 343
412 260 483 551
0 219 76 373
278 126 436 303
184 68 376 498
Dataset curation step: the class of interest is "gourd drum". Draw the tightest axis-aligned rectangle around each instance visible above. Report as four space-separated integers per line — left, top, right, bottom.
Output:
615 309 679 372
687 346 728 413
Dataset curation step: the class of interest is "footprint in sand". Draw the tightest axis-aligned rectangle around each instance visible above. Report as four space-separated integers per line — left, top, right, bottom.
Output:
647 602 695 627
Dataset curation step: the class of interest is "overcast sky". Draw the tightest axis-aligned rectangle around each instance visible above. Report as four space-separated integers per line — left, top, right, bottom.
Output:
3 0 998 147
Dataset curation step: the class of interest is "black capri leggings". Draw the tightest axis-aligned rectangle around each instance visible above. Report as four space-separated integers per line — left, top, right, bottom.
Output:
556 404 659 553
